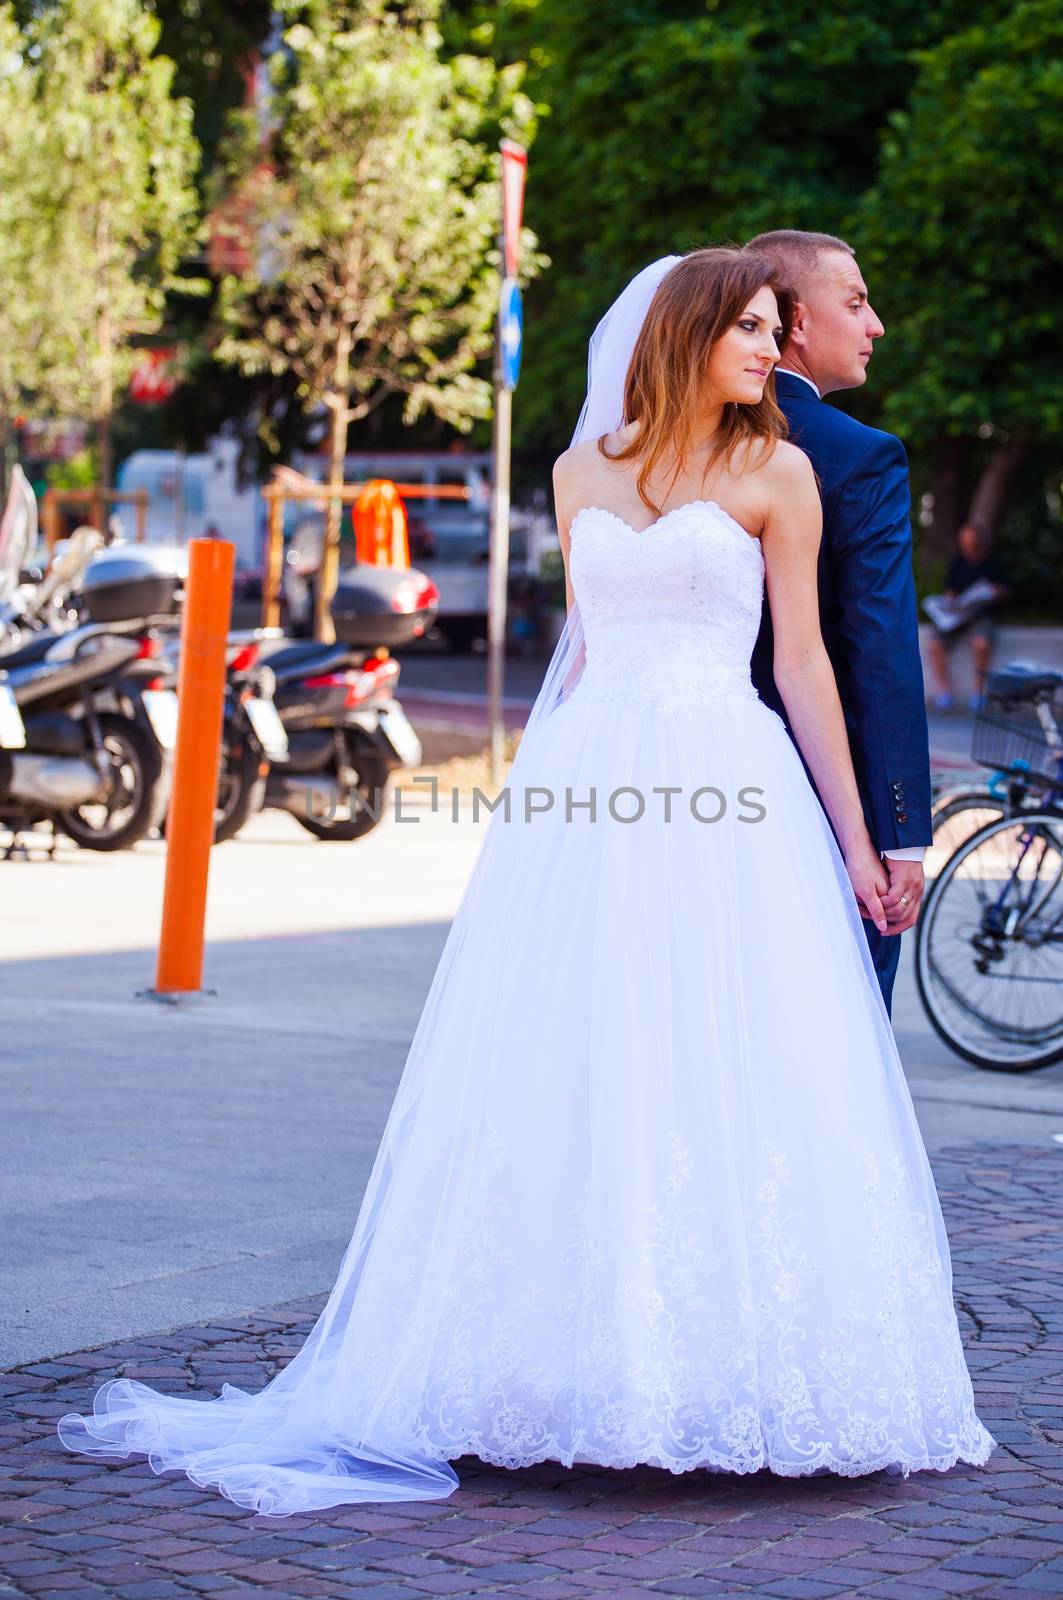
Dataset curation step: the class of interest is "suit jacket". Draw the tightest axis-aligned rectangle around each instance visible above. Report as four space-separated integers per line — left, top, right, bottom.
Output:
749 369 933 852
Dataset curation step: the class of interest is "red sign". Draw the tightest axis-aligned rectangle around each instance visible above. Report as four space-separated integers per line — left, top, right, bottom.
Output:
129 347 179 404
501 140 527 280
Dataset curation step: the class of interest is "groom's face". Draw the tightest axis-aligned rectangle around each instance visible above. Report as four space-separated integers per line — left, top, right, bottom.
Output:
789 251 884 394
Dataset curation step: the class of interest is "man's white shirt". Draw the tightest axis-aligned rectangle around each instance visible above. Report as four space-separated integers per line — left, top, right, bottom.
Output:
776 366 926 868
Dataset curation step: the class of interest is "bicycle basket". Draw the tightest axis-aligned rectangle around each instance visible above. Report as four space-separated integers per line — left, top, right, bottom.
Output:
971 667 1063 785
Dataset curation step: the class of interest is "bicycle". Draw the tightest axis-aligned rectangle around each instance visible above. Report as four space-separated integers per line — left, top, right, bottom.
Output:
916 663 1063 1071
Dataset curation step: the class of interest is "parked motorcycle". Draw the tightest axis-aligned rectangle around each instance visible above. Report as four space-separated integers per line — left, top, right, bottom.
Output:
0 622 172 852
215 563 437 842
0 508 183 852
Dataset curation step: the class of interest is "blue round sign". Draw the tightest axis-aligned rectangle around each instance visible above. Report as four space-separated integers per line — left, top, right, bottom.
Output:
500 277 523 391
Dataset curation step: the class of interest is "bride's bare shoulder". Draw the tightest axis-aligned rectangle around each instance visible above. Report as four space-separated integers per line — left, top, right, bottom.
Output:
552 438 602 489
757 439 821 540
554 428 632 479
762 438 817 491
553 431 632 531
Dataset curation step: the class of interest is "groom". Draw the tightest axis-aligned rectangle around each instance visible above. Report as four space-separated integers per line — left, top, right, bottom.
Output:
745 229 932 1018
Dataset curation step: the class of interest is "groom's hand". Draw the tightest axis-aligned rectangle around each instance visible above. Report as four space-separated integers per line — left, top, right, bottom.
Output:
880 858 924 934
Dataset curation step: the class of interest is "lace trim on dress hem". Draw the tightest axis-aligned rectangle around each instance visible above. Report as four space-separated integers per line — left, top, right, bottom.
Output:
453 1425 998 1481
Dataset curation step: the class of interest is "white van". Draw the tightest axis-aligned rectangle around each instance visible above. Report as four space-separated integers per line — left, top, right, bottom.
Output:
115 438 260 565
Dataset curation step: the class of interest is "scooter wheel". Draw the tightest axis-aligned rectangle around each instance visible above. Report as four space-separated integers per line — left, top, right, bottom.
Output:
294 757 391 841
214 730 267 844
55 712 167 852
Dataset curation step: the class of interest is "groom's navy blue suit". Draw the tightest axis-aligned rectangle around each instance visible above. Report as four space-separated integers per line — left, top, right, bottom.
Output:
749 369 932 1017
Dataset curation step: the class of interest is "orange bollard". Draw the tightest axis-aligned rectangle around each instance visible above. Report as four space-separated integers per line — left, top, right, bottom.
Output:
354 479 410 567
153 538 236 996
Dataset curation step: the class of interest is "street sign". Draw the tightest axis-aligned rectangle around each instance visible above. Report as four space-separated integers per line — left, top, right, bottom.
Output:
501 140 527 279
500 276 523 392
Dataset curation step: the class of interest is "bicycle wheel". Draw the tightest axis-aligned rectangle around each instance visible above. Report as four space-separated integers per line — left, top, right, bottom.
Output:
930 788 1006 862
915 810 1063 1071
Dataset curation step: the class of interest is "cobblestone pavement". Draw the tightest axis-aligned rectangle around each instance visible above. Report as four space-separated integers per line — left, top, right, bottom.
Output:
2 1141 1061 1600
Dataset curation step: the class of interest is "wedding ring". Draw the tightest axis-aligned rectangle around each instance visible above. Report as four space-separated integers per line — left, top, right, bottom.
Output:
900 894 910 906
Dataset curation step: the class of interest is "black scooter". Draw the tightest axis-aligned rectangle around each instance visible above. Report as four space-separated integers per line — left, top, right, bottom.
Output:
0 496 176 853
214 563 437 842
0 622 171 854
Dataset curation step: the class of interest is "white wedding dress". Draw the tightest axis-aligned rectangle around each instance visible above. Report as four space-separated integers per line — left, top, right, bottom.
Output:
58 500 996 1514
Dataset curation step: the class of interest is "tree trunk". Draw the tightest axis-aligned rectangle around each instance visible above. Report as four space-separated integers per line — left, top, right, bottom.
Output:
925 434 970 562
966 429 1030 540
315 416 350 642
314 328 353 642
96 410 113 503
0 412 12 505
95 207 114 531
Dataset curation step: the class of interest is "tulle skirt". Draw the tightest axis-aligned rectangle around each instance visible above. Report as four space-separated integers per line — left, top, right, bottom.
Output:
58 689 996 1513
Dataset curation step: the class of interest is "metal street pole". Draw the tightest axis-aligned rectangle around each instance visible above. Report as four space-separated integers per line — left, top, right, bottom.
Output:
487 140 527 792
487 355 512 790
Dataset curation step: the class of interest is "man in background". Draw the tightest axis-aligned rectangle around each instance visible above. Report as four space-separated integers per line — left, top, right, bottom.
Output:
926 522 1012 713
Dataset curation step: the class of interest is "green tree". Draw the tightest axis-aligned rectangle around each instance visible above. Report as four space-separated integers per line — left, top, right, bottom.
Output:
0 5 49 484
212 0 539 636
25 0 204 490
478 0 987 461
151 0 274 184
856 1 1063 559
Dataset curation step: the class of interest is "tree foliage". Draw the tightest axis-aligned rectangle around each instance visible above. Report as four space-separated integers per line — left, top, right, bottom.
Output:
0 6 51 443
477 0 987 457
855 1 1063 563
1 0 1058 602
151 0 274 182
859 1 1063 444
213 0 539 440
212 0 541 632
449 0 1060 602
20 0 203 487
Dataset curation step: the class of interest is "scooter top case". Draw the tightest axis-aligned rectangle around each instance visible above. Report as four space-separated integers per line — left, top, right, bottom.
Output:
77 544 186 624
4 626 140 708
330 563 438 649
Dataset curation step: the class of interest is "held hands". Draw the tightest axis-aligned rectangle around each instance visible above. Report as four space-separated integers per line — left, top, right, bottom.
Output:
844 836 890 934
844 838 925 936
879 857 925 935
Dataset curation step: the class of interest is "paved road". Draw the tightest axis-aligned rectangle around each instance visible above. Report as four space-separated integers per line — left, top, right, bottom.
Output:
3 1142 1060 1598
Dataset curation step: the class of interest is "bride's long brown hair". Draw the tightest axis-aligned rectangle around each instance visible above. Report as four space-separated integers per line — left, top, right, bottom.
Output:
600 246 794 516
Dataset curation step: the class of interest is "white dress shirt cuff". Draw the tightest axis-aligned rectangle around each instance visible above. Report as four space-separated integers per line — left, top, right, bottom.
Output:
882 846 927 863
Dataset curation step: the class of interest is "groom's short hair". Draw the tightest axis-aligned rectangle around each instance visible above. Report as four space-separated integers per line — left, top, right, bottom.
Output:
744 229 855 301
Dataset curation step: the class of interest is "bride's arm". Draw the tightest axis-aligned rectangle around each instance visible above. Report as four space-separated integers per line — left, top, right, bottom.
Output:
552 447 585 616
551 450 587 687
760 443 888 933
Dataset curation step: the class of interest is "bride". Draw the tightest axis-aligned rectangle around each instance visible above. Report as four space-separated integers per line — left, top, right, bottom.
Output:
57 246 996 1514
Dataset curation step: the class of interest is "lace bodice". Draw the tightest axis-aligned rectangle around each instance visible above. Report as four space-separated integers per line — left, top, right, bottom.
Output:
567 499 766 711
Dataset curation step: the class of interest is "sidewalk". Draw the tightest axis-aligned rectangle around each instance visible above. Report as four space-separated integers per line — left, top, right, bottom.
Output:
2 1140 1059 1598
3 734 1062 1596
